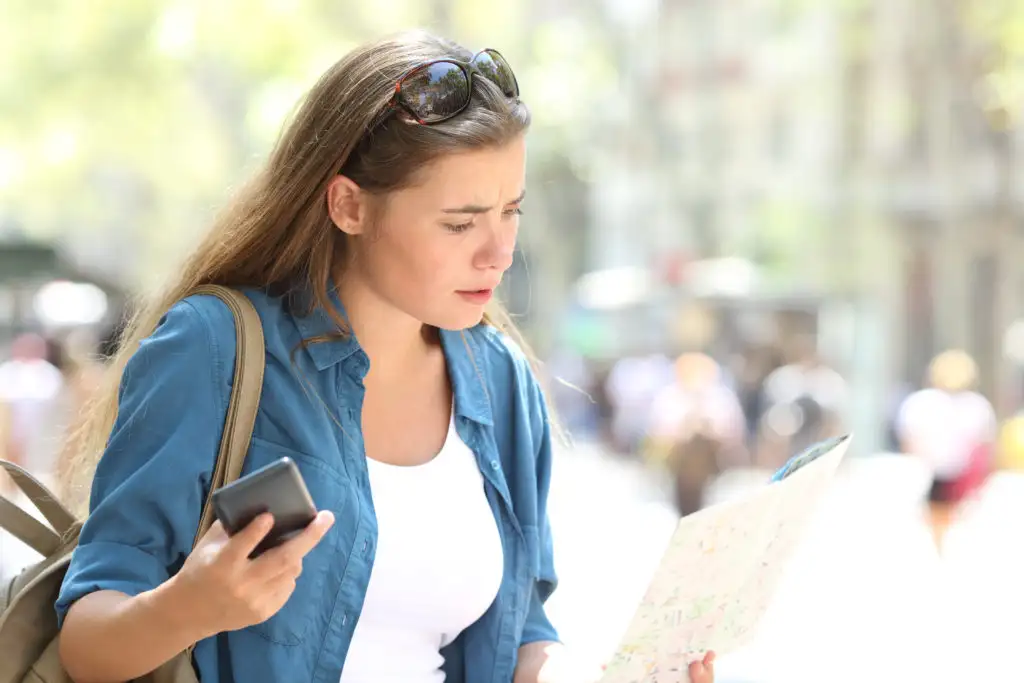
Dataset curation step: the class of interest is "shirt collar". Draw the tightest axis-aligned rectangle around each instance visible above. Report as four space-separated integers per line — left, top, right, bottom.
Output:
439 327 494 426
289 282 493 426
290 282 362 370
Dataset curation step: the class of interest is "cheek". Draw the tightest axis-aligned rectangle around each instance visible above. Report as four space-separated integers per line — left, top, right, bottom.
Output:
366 230 452 292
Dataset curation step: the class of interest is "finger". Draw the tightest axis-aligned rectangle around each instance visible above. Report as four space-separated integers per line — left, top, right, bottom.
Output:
248 543 305 584
279 510 335 560
249 511 334 579
688 659 708 683
223 513 275 562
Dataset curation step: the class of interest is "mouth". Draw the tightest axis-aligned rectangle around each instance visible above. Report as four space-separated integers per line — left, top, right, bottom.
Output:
456 289 494 304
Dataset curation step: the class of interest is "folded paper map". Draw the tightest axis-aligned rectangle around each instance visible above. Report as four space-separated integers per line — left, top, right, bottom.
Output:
601 434 852 683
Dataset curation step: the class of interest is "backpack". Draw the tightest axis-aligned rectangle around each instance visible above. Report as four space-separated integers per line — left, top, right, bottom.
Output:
0 285 265 683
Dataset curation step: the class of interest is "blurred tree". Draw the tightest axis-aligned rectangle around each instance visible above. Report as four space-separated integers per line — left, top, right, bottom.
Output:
1 1 370 284
938 0 1024 412
0 0 618 317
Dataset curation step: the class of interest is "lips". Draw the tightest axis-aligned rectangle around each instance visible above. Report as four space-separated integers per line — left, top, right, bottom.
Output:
457 289 494 304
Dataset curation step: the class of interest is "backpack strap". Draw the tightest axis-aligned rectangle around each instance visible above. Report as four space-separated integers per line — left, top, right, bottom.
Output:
0 460 77 535
0 494 61 556
188 285 266 548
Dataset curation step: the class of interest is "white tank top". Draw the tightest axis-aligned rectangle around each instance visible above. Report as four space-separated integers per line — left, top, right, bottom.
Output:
339 412 504 683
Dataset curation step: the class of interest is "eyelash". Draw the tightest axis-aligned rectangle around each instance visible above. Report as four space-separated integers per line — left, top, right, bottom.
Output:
444 207 523 234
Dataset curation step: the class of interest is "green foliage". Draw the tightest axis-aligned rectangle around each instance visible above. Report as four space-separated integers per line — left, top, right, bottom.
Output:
0 1 618 286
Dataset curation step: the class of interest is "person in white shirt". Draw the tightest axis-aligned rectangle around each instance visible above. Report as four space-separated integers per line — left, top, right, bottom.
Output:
896 349 996 552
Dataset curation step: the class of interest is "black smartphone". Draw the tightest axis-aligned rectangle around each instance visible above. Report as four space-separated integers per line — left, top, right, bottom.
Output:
211 457 318 557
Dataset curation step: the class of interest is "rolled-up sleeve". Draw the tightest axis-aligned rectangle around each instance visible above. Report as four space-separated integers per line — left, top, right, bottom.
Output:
520 374 560 646
55 300 228 627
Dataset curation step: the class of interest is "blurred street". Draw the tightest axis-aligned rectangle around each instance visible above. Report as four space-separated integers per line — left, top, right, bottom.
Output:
4 440 1024 682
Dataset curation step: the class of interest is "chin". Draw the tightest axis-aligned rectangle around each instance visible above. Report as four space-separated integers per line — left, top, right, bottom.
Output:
430 306 487 331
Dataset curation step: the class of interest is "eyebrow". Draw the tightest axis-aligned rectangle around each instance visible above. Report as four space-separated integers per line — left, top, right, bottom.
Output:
441 189 526 214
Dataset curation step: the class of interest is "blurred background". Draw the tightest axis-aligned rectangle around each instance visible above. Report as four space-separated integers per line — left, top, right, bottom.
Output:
3 1 1024 681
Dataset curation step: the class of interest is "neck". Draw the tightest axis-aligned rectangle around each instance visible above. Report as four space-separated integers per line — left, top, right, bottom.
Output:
336 272 437 381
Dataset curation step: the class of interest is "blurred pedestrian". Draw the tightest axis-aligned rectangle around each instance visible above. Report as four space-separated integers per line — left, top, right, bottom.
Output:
0 332 64 490
756 335 847 470
645 352 747 516
896 349 996 553
606 352 673 455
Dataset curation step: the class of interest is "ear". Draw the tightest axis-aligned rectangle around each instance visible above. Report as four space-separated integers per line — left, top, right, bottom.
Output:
327 175 369 236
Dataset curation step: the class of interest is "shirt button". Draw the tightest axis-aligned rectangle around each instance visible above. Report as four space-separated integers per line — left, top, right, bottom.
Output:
490 460 500 469
362 539 370 554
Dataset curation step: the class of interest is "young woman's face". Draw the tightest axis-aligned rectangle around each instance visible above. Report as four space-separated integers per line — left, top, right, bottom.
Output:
337 135 527 331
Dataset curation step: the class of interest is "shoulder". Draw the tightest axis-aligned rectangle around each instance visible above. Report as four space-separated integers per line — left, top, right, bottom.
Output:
177 286 284 339
171 287 292 361
131 294 233 388
125 288 290 400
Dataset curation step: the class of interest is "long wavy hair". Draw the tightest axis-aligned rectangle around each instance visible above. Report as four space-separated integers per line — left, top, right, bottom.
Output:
59 30 539 514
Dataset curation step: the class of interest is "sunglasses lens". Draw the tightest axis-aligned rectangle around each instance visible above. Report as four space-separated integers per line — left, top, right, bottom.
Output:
474 50 519 98
399 61 470 123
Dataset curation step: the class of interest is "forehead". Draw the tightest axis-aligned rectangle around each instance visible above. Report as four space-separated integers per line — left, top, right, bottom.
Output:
403 137 527 204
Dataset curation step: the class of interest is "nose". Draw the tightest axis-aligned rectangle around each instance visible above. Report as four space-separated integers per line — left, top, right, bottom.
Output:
477 224 517 272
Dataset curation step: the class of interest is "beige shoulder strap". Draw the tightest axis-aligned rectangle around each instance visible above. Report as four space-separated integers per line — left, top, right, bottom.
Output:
188 285 266 548
0 460 76 534
0 488 61 556
0 457 76 555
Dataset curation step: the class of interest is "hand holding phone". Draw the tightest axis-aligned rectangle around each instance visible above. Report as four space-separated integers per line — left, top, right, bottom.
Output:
211 457 319 557
175 506 334 639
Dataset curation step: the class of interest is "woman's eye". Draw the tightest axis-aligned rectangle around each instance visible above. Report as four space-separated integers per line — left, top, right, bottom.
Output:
503 207 523 218
444 221 473 234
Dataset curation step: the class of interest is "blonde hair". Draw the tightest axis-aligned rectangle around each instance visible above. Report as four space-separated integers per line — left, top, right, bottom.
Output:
927 349 978 392
59 30 535 515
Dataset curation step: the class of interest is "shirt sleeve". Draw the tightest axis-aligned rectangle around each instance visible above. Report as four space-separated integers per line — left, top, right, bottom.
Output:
55 299 229 627
519 373 560 646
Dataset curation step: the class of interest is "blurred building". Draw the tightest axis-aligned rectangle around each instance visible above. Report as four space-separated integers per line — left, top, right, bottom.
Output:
556 0 1024 453
0 239 124 355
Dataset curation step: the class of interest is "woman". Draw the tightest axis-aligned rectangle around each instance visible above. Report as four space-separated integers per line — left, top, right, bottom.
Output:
55 31 715 683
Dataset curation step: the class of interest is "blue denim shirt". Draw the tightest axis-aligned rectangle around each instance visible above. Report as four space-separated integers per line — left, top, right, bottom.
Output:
55 288 559 683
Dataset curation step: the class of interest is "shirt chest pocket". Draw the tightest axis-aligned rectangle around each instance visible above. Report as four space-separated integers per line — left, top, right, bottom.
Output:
241 438 350 646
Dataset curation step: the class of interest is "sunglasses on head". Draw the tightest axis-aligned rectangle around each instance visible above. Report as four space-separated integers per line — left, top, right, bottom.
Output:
376 48 520 126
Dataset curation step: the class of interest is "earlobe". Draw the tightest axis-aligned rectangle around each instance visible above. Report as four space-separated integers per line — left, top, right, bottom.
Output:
327 175 366 235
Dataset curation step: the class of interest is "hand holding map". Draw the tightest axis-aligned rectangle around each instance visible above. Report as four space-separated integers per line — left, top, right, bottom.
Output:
600 435 852 683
